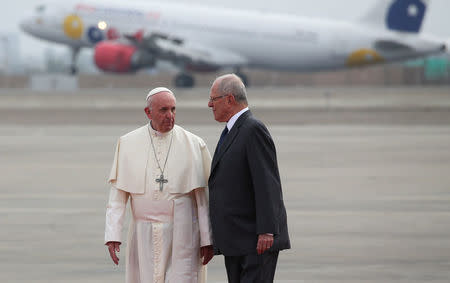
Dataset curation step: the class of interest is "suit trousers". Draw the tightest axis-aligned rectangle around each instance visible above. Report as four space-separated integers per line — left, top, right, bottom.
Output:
224 251 279 283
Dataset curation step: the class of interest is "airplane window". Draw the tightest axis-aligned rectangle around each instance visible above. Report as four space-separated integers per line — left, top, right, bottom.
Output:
36 5 45 13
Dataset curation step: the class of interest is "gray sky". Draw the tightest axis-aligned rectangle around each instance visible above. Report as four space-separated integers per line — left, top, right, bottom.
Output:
1 0 449 60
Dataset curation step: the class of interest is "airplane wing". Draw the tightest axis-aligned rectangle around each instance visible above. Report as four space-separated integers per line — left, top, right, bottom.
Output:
95 32 248 73
374 39 446 57
155 39 247 67
374 40 414 52
136 32 248 69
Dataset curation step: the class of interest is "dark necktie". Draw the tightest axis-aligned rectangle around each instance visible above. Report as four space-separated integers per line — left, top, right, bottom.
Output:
217 126 229 150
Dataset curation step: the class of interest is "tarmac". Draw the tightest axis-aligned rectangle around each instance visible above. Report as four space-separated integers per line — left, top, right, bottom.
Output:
1 86 450 282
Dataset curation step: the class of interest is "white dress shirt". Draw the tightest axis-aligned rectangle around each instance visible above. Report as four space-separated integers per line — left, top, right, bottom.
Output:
226 107 249 131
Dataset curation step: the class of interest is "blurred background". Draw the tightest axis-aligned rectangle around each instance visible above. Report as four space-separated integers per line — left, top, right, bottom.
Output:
0 0 449 87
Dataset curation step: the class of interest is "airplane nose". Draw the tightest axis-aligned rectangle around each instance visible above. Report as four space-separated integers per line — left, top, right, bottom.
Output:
19 12 39 35
19 17 32 33
19 20 27 32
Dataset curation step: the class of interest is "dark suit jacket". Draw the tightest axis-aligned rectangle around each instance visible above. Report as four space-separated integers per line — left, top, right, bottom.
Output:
208 110 290 256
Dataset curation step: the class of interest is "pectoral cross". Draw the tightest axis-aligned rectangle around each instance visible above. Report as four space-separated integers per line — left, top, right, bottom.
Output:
155 174 168 191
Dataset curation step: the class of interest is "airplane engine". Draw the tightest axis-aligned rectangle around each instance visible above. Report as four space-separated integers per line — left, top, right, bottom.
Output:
94 42 155 73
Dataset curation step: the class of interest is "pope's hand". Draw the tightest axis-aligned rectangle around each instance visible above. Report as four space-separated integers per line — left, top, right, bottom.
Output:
256 234 274 255
106 241 121 265
200 245 214 265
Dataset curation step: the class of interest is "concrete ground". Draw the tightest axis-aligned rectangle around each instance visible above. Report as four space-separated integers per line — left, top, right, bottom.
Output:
1 86 450 282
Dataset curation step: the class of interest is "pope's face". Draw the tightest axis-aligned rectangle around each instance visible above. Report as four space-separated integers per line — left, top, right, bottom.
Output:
145 92 176 132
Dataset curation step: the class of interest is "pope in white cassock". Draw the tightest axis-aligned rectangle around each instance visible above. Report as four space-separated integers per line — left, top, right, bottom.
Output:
104 87 214 283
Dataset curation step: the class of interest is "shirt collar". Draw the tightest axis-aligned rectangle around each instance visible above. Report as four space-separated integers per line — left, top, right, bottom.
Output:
226 107 249 131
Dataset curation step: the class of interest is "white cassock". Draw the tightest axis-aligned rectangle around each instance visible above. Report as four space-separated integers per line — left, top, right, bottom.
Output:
105 124 212 283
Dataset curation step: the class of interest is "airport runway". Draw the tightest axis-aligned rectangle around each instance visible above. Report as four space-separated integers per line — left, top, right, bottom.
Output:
1 87 450 282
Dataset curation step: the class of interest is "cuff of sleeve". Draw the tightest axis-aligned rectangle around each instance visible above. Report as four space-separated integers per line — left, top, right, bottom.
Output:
104 228 121 244
200 230 212 247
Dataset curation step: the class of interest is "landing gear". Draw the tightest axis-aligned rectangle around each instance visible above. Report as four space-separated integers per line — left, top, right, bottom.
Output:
69 46 80 75
174 73 195 88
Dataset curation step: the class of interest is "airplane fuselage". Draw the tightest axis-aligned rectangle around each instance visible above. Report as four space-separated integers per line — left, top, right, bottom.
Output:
21 1 446 72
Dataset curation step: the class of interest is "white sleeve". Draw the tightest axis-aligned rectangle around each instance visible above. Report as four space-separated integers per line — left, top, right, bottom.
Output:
194 187 212 247
104 187 129 244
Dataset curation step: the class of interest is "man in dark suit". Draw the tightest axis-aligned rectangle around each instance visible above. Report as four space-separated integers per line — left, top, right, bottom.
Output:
207 74 290 282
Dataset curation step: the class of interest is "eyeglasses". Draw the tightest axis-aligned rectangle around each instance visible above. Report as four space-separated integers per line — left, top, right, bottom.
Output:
208 94 229 103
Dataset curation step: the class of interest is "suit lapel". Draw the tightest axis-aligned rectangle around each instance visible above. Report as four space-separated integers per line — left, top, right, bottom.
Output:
211 110 252 173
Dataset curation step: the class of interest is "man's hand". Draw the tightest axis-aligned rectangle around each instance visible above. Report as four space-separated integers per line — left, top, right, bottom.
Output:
200 245 214 265
106 241 121 265
256 234 274 255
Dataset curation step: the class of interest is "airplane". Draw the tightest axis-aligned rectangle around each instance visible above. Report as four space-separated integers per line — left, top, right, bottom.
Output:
20 0 447 87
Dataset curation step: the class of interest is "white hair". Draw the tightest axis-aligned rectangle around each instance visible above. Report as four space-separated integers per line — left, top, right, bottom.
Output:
213 74 247 104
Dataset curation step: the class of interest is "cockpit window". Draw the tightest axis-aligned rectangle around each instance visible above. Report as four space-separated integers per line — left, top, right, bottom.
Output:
36 5 45 13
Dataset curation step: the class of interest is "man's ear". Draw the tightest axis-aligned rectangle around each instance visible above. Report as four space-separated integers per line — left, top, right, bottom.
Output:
227 94 235 104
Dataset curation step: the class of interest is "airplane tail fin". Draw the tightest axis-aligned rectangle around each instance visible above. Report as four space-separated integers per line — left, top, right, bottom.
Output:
360 0 429 33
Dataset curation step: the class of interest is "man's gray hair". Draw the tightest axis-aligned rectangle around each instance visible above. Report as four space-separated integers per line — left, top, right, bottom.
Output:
215 74 247 104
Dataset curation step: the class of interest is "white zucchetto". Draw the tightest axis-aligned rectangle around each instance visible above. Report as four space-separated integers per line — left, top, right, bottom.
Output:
146 87 174 101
